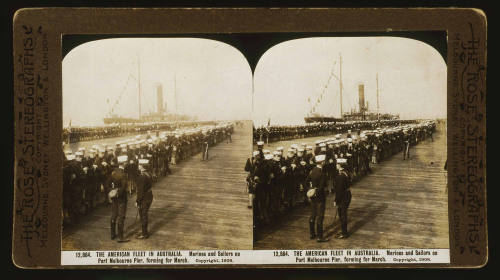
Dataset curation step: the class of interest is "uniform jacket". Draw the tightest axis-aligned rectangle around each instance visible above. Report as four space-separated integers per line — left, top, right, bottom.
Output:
334 170 351 204
107 167 128 202
136 171 153 205
306 166 328 199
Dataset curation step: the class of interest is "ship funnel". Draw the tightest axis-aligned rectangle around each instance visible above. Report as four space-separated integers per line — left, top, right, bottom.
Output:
358 84 365 112
157 85 164 114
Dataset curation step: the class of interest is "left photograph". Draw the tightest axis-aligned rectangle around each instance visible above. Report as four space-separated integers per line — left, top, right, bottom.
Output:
61 38 253 250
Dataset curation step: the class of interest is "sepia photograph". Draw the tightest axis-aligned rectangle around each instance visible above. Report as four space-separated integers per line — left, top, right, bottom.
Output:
12 7 487 268
248 36 449 250
61 38 253 251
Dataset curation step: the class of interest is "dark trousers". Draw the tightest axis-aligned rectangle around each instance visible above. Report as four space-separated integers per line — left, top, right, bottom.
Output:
111 200 127 238
310 196 326 235
138 199 152 235
337 191 352 234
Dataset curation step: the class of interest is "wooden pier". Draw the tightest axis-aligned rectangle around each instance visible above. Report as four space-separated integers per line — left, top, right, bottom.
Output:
254 126 448 249
62 121 253 250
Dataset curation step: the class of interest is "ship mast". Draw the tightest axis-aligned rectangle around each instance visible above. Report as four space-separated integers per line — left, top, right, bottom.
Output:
376 73 379 120
339 53 343 117
138 57 142 120
174 74 178 114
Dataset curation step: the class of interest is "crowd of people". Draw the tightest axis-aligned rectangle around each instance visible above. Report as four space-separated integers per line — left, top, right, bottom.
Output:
253 120 420 144
62 122 235 234
62 120 217 143
245 120 436 241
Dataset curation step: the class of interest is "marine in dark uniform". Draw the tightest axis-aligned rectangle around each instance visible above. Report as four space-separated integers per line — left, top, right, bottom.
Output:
107 156 129 242
333 158 352 239
306 155 329 242
135 159 154 239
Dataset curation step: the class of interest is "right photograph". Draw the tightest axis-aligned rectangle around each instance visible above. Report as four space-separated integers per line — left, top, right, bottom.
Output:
249 36 448 249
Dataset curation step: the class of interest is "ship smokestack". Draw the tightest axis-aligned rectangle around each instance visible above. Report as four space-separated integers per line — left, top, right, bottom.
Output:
358 84 365 112
157 84 164 114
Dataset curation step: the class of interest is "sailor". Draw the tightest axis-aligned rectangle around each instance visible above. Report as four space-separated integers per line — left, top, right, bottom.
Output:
256 141 265 158
306 154 329 242
107 155 129 242
135 159 154 239
333 158 352 239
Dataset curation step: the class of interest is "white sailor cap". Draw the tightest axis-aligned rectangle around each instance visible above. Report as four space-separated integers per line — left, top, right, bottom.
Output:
319 143 326 147
297 147 305 152
78 147 86 151
306 145 313 150
138 159 149 165
314 140 322 145
290 144 298 149
273 151 281 156
263 149 271 154
66 154 75 161
101 161 108 166
252 151 259 157
347 138 353 143
315 154 326 162
117 155 128 163
287 148 295 153
257 141 264 146
75 151 83 156
337 158 347 164
335 134 342 139
264 154 273 160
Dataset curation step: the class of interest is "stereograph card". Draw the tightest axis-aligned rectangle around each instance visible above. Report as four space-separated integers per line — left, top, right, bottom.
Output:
12 8 487 268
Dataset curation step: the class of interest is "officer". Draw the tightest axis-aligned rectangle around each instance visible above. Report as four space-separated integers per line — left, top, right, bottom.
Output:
201 137 209 161
245 151 259 209
403 129 411 160
333 158 352 239
107 155 129 242
135 159 154 239
306 154 329 242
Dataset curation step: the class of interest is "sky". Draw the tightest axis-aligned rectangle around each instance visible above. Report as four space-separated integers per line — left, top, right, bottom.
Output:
63 38 253 127
63 36 447 127
253 37 447 126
